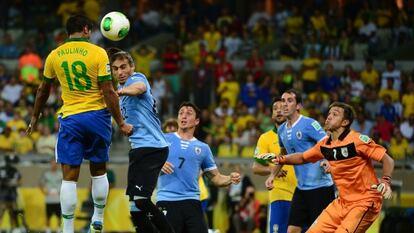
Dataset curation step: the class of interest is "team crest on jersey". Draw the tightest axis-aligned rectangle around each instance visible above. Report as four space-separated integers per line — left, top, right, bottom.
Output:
341 147 348 157
195 146 202 155
296 131 302 139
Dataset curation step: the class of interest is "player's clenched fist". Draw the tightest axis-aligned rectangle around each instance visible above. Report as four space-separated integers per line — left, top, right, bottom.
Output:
229 172 241 184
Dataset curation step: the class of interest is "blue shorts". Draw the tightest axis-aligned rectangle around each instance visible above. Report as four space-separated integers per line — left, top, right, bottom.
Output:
268 200 291 233
56 109 112 165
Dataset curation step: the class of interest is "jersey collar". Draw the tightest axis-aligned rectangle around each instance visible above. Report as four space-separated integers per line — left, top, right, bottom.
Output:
272 126 278 133
326 128 351 145
64 38 89 43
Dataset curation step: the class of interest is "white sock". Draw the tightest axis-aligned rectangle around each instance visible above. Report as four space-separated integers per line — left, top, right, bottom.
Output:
60 180 77 233
91 173 109 224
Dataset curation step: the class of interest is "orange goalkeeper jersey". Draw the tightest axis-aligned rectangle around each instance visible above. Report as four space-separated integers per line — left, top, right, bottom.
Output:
303 129 386 203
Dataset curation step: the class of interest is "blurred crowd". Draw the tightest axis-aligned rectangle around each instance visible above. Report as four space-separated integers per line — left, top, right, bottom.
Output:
0 0 413 163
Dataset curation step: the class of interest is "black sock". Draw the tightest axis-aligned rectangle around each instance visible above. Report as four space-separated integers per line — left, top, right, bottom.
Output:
130 211 157 233
134 199 175 233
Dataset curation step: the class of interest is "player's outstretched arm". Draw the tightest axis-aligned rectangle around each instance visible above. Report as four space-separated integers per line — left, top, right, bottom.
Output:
100 80 133 136
27 80 52 135
117 82 147 96
205 169 241 187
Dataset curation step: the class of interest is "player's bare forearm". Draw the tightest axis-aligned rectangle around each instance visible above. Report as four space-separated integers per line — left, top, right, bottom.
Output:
273 153 306 165
100 81 125 127
252 162 271 176
32 81 52 119
118 82 146 96
206 169 240 187
381 153 394 178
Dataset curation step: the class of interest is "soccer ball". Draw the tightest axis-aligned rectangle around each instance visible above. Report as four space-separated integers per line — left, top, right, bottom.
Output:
100 11 130 41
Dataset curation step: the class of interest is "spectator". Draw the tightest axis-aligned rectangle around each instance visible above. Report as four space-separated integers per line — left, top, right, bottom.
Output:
36 125 57 156
227 164 254 233
235 186 261 233
214 56 234 83
401 81 414 119
351 111 374 136
279 33 300 60
130 44 156 78
1 76 23 105
379 94 398 123
372 114 394 145
303 34 322 59
0 155 22 233
0 127 16 152
276 64 297 92
39 159 63 233
192 58 214 109
319 63 341 92
240 74 259 114
400 113 414 141
381 59 401 91
14 128 33 154
389 128 412 160
224 31 242 59
379 78 400 102
6 111 27 132
0 63 10 84
360 58 380 88
301 48 321 94
322 37 340 60
203 23 222 53
151 71 169 115
216 73 240 108
363 86 383 120
214 97 234 117
245 48 265 83
0 34 20 59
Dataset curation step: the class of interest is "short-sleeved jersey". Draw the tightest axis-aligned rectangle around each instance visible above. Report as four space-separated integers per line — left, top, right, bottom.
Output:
255 128 297 202
303 130 386 203
157 133 217 201
119 72 168 149
278 115 333 190
43 38 111 117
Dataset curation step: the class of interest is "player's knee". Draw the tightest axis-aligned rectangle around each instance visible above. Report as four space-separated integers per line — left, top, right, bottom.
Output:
133 197 154 211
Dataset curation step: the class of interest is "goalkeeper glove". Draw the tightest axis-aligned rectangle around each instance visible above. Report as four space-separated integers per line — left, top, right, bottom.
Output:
254 153 276 166
371 176 392 200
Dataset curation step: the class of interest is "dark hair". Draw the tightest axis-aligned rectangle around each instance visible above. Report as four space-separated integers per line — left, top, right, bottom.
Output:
365 57 373 64
162 118 178 132
270 96 281 112
66 14 94 35
284 89 302 104
107 47 134 66
178 102 201 120
328 102 355 128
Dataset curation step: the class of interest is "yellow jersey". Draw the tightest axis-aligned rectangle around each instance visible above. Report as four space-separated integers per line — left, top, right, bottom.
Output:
43 38 112 118
199 176 209 201
255 128 297 203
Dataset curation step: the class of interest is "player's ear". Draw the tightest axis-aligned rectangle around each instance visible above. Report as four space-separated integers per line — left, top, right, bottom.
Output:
341 119 349 127
195 118 200 127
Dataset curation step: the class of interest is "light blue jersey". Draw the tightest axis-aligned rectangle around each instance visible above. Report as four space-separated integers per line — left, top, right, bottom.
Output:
278 115 333 190
157 133 217 201
119 72 168 149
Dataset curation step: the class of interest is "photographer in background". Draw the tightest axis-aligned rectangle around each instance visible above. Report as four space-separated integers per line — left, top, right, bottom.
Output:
236 186 261 233
0 154 22 233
